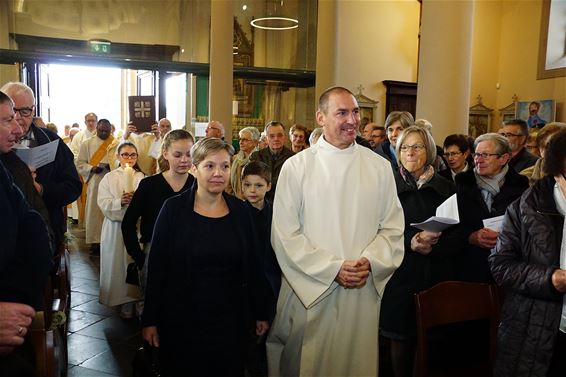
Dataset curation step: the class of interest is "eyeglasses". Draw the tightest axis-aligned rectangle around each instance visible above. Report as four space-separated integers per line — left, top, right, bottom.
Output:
400 144 426 152
473 152 500 159
13 106 34 117
499 132 522 138
120 153 138 158
443 151 463 158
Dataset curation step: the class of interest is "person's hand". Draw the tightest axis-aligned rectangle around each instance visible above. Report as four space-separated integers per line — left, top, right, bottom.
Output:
121 192 134 206
142 326 159 347
0 302 35 354
30 169 43 194
411 231 442 255
552 269 566 293
151 123 159 137
256 320 270 336
124 122 137 139
91 166 103 174
335 259 370 289
468 228 499 249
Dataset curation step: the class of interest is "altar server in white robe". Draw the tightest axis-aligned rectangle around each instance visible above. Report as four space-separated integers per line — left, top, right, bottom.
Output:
76 119 114 252
266 86 405 377
97 141 144 314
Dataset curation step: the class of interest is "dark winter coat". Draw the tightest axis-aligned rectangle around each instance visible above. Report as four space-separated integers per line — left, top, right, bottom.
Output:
455 167 528 282
380 171 458 338
489 175 564 377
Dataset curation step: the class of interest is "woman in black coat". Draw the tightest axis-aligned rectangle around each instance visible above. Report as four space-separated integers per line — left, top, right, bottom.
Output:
380 126 458 377
489 129 566 377
142 138 269 377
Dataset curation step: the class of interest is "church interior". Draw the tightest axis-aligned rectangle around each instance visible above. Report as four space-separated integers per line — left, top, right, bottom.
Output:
1 0 565 376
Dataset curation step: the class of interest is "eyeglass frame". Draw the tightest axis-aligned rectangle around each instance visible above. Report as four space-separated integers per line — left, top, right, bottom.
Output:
119 152 138 158
400 143 426 152
13 106 35 117
498 132 523 138
472 152 501 159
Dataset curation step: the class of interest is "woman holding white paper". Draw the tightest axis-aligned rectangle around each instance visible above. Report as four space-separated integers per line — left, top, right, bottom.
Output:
380 126 459 377
97 141 144 317
454 133 528 283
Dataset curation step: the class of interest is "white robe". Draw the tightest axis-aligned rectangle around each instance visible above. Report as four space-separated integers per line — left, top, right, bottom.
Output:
97 167 144 306
266 137 405 377
69 128 95 158
76 136 110 244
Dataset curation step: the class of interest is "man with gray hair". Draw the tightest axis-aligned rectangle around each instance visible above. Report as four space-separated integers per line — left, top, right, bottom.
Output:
499 119 539 173
455 132 528 282
1 81 81 253
230 126 260 198
205 120 225 139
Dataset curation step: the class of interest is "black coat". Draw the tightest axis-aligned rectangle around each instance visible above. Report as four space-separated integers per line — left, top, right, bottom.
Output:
249 146 294 201
374 140 398 170
509 147 539 173
489 175 563 377
455 167 528 282
0 161 52 310
380 172 458 338
142 187 268 376
31 125 82 247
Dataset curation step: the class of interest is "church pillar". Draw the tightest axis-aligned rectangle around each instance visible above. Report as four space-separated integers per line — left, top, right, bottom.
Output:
416 0 474 142
315 0 337 107
209 0 234 141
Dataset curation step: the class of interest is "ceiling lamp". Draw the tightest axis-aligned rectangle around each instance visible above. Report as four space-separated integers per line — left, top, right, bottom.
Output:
250 1 298 31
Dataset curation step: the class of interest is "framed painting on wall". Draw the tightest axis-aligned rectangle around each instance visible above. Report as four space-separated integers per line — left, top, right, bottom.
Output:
537 0 566 79
515 100 556 130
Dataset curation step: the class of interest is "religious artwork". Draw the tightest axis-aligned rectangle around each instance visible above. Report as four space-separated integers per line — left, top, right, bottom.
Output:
469 96 493 138
128 96 155 132
354 85 379 123
515 99 556 130
537 0 566 79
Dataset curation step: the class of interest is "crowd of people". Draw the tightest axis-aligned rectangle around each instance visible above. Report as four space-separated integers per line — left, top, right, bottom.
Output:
1 81 566 377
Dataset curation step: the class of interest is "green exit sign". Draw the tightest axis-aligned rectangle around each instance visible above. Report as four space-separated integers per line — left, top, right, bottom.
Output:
90 41 111 54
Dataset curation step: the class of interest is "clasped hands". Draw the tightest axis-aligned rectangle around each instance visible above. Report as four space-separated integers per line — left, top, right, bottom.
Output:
335 257 371 289
411 231 441 255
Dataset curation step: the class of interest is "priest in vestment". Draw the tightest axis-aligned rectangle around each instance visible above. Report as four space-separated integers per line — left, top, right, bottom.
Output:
76 119 114 252
266 87 404 377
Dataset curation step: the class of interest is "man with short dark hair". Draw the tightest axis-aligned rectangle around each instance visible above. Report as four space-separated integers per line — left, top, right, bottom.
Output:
76 119 115 254
249 121 294 201
1 82 81 252
266 87 404 377
499 119 539 172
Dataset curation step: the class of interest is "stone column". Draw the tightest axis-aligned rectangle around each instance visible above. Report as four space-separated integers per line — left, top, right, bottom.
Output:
416 0 474 142
209 0 234 142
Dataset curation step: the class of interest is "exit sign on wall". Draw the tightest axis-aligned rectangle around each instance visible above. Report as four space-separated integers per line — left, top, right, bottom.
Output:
89 40 111 54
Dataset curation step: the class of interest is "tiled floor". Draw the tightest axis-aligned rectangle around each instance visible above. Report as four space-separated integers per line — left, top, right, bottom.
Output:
66 224 142 377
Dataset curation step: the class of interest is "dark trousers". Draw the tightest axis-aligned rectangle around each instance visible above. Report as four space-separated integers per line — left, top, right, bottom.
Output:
548 331 566 377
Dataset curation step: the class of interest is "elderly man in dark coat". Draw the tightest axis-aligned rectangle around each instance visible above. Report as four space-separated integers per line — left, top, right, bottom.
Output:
455 133 528 283
1 82 82 252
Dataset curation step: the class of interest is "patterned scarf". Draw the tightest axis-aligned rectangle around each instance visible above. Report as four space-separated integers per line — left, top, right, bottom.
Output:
474 165 508 212
400 164 435 189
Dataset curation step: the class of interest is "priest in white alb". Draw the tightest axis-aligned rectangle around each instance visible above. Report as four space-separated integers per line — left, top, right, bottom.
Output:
76 119 114 254
266 86 405 377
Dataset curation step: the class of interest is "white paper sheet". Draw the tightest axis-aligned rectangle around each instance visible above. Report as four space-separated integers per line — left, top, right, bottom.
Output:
14 139 59 169
410 194 460 232
483 215 505 232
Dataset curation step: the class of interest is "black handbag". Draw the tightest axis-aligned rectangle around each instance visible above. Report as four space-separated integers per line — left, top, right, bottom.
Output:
132 343 163 377
126 262 140 286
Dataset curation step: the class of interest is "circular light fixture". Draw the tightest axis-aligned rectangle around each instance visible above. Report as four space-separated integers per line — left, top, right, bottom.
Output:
250 17 298 30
